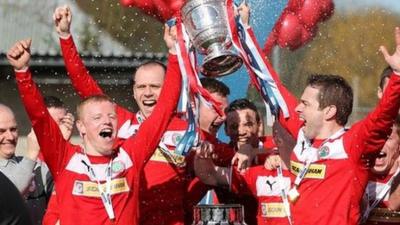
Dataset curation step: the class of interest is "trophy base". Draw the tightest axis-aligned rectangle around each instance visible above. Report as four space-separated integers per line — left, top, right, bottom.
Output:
201 43 243 77
193 204 247 225
364 208 400 225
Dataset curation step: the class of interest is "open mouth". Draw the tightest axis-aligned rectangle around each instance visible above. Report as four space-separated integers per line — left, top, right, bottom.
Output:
99 128 113 138
142 100 156 107
376 151 387 159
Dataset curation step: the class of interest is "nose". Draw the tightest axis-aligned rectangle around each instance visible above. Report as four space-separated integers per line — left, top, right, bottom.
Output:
295 103 303 114
144 86 154 96
103 116 113 125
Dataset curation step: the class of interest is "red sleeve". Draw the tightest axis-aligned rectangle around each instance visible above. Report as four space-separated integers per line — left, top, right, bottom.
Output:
213 143 235 167
345 74 400 159
59 36 104 98
60 36 136 138
15 70 74 179
122 54 181 170
230 166 257 196
246 27 303 138
42 192 59 225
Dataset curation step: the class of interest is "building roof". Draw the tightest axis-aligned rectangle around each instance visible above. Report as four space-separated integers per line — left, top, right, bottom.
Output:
0 0 159 58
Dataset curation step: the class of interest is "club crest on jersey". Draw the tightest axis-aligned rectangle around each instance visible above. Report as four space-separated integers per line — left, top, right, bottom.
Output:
318 146 330 158
172 133 183 145
112 161 125 174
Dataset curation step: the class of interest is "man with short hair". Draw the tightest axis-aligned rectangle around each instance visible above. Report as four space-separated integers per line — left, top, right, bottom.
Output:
361 116 400 222
7 37 181 225
271 43 400 225
360 66 400 223
53 5 196 225
194 99 293 225
198 77 230 137
0 104 36 194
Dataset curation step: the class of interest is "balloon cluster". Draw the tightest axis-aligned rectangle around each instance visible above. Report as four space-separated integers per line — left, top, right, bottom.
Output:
120 0 184 22
264 0 334 55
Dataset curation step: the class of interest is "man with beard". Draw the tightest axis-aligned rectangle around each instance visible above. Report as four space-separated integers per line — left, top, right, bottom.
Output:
7 36 181 225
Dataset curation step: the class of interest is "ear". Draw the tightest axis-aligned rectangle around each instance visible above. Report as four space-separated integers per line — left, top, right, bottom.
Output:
75 120 86 138
324 105 337 121
377 87 383 99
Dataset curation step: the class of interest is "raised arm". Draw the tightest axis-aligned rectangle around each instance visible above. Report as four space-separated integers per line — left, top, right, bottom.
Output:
124 25 182 169
239 3 302 137
54 5 104 98
349 27 400 156
7 39 71 177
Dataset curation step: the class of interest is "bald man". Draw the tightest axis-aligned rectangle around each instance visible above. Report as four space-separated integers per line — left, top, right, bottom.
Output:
0 104 36 194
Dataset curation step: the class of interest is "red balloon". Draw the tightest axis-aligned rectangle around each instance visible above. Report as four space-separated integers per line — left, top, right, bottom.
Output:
298 0 322 28
277 13 302 49
300 26 317 46
120 0 185 22
319 0 334 21
286 0 304 12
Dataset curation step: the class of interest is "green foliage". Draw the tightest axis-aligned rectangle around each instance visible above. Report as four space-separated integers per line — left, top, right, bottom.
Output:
277 7 400 110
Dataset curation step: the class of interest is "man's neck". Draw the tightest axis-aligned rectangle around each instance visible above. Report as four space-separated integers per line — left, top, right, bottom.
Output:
389 161 400 176
315 123 344 140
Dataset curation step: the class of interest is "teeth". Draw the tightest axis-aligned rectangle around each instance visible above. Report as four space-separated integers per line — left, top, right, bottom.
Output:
378 152 387 157
99 128 113 138
143 100 156 106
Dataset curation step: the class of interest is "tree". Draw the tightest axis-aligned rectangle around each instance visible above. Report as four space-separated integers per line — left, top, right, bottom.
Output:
76 0 165 53
276 7 400 121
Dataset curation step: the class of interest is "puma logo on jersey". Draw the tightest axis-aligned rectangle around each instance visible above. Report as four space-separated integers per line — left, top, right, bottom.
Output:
266 180 277 191
256 176 291 196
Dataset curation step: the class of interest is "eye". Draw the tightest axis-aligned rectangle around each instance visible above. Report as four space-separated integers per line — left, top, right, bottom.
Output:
150 84 161 89
245 122 254 127
229 124 238 130
135 84 146 90
10 127 17 133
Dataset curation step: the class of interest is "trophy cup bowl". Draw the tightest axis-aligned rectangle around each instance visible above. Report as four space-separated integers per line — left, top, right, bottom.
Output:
182 0 243 77
192 204 247 225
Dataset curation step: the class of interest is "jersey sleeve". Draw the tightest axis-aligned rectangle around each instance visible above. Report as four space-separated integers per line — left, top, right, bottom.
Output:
59 35 104 98
346 74 400 159
122 54 182 170
15 70 74 179
60 35 136 139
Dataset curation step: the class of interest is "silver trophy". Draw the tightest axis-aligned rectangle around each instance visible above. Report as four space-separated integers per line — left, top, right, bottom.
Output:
181 0 243 77
193 204 247 225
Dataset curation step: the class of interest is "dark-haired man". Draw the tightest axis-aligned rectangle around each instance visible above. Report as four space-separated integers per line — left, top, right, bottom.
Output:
274 67 400 225
194 99 293 225
360 66 400 223
235 4 400 224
